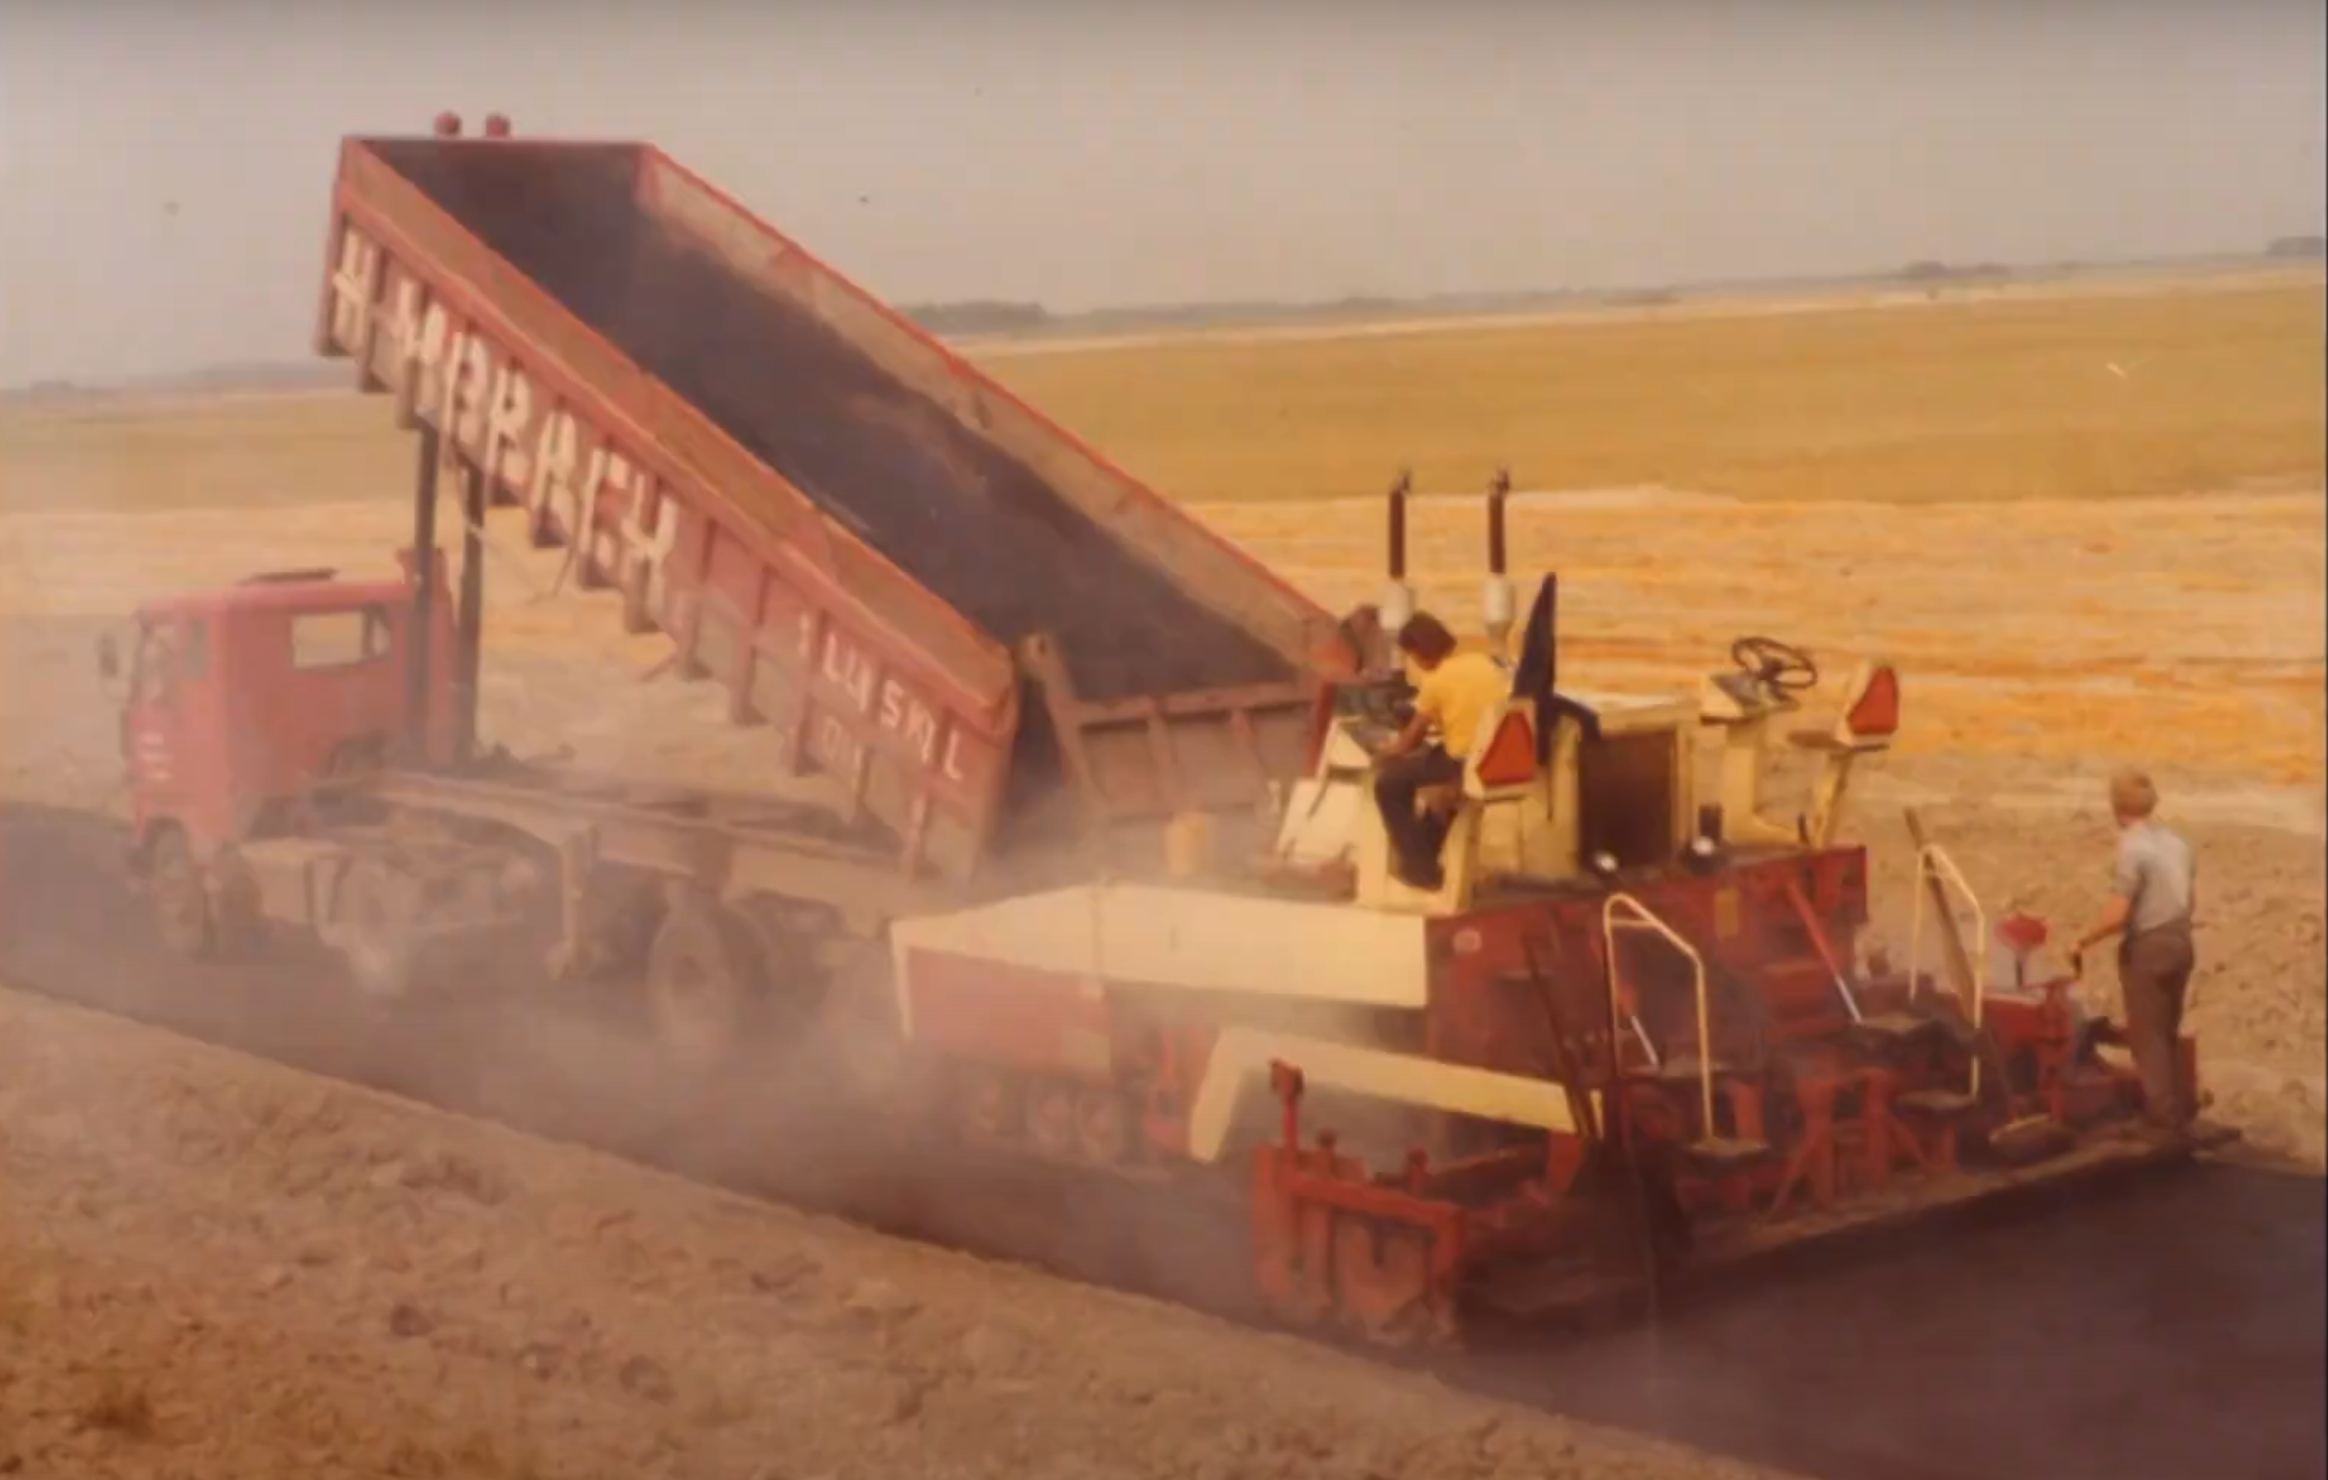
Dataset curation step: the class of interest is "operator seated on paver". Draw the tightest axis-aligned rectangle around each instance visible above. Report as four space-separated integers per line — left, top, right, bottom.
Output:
1370 611 1510 891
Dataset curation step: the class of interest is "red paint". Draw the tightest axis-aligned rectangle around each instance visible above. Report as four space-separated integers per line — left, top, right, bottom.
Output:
316 129 1336 876
1423 849 1872 1077
125 563 456 863
318 192 1015 867
903 949 1114 1080
901 835 2218 1341
1848 663 1901 737
1472 709 1537 786
1997 911 2049 954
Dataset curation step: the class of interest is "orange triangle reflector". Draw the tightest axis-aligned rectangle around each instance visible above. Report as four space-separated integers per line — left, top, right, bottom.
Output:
1475 711 1538 787
1847 665 1901 739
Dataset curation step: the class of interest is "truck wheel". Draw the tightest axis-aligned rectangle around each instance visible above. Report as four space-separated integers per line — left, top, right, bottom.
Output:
210 846 266 958
339 858 421 1003
644 903 759 1067
728 900 826 1039
1076 1088 1135 1165
1025 1080 1080 1159
148 829 215 959
955 1066 1018 1147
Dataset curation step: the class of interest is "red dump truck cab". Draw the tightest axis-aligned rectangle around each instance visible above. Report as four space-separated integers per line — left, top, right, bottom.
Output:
119 558 456 864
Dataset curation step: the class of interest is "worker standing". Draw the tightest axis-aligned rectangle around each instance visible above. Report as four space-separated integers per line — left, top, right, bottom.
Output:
1372 612 1509 891
2067 769 2197 1139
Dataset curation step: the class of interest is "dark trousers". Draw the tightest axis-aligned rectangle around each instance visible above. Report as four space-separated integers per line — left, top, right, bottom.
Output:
2118 921 2196 1127
1373 745 1464 883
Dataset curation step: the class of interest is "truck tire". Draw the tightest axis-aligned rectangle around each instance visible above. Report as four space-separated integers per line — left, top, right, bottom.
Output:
210 845 266 958
594 883 669 980
728 899 825 1040
148 828 214 959
339 858 422 1003
644 902 761 1066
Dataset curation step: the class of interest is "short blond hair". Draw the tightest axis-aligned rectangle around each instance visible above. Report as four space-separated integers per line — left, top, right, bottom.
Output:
2109 768 2158 819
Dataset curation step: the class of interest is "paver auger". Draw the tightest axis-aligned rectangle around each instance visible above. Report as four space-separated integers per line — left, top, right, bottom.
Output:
101 115 2228 1349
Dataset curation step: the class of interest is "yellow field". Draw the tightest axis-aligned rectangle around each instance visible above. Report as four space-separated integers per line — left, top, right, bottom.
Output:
985 278 2325 506
3 273 2320 519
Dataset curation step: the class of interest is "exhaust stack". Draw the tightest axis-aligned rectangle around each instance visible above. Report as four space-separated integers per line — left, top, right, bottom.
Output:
1482 467 1515 652
1381 468 1415 640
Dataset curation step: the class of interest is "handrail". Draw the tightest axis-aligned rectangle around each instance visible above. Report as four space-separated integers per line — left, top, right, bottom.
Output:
1908 842 1989 1098
1783 874 1865 1026
1602 891 1717 1138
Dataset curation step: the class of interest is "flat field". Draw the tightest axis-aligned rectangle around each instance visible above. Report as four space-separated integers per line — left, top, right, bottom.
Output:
978 272 2324 506
1 268 2322 1479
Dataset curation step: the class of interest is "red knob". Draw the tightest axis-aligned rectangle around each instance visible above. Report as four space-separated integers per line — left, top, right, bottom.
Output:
1998 913 2049 953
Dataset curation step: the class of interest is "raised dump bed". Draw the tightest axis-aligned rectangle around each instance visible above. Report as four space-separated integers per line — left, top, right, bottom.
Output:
313 124 1344 879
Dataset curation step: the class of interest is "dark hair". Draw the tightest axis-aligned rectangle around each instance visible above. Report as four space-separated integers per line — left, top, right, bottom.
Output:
1396 612 1457 663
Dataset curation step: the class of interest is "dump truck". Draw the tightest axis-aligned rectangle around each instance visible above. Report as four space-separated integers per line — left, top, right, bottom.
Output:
104 114 2233 1347
113 110 1348 1039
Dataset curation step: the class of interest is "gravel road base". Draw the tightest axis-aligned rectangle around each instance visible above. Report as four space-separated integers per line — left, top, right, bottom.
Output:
0 988 1791 1480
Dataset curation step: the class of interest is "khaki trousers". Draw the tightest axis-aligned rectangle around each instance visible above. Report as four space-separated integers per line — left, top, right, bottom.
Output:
2117 921 2196 1128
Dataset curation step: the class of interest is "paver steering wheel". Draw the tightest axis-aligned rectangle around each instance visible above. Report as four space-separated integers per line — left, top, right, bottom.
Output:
1731 635 1819 693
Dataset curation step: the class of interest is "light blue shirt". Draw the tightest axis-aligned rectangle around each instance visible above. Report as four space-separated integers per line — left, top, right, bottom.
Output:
2113 820 2195 936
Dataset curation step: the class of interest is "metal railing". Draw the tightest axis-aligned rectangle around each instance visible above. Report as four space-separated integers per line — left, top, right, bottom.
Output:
1602 891 1717 1137
1907 842 1989 1098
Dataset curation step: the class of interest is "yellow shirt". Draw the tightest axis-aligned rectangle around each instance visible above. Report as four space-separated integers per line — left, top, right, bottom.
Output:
1414 651 1508 756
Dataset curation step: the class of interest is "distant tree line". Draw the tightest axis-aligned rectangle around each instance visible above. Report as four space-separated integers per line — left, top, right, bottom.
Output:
1896 260 2012 282
2266 235 2326 259
901 300 1052 335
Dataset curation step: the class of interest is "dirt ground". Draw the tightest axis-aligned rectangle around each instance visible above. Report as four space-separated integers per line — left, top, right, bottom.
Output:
1 278 2321 1477
1 987 1783 1480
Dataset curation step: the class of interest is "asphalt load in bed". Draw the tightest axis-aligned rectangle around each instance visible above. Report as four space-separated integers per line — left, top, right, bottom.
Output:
377 143 1293 702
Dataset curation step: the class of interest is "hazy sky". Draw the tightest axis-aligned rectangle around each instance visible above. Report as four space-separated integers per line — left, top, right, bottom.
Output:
2 0 2321 386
